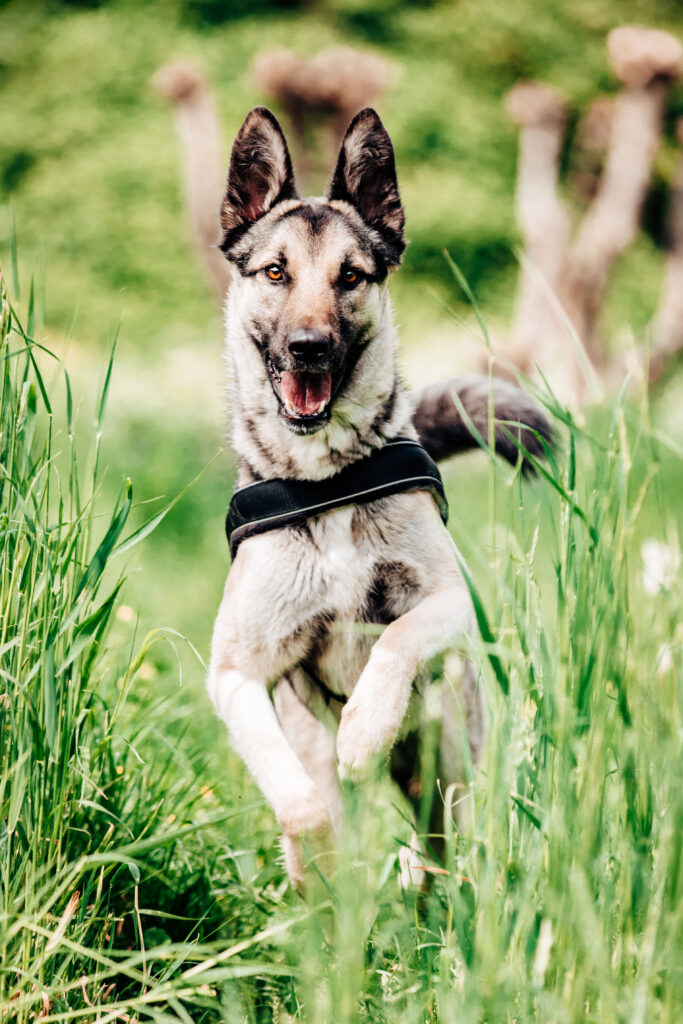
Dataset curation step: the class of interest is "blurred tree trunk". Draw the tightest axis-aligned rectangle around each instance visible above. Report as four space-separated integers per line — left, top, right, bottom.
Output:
154 63 230 300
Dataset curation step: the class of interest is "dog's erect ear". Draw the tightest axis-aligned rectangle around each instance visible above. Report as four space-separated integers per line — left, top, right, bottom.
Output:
220 107 298 251
328 108 405 263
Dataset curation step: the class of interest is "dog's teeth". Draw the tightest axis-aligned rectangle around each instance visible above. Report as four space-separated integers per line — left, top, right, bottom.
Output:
283 399 328 418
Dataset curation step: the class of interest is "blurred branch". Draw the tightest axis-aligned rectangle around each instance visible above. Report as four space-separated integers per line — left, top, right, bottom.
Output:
505 83 577 394
563 27 681 368
569 97 614 204
505 26 683 404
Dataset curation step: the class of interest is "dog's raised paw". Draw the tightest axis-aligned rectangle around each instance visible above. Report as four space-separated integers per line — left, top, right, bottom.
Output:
276 786 330 836
336 693 402 779
336 709 387 781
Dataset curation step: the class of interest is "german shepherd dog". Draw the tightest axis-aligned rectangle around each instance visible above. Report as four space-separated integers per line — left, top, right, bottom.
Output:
208 107 550 886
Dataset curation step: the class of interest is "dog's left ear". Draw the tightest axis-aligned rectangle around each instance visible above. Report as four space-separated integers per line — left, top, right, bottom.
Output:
220 107 299 252
328 108 405 264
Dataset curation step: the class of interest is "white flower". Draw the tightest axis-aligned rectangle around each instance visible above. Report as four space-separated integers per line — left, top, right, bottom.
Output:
640 538 681 596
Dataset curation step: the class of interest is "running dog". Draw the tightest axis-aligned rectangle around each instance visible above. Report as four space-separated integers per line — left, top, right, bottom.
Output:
208 107 550 885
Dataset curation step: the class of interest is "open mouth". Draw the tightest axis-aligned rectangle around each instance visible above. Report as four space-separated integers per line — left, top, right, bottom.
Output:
281 370 332 418
269 363 333 432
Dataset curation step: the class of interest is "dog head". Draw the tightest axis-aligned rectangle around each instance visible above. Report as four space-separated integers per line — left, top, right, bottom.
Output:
220 106 405 438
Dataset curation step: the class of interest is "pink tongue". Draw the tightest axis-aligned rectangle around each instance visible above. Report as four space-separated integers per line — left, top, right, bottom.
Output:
280 371 332 416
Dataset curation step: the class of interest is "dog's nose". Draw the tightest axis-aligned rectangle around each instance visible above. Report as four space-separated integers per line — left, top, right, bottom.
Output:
288 328 331 362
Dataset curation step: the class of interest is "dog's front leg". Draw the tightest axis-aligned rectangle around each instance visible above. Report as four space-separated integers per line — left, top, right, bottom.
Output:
208 664 331 841
336 586 474 778
274 676 342 884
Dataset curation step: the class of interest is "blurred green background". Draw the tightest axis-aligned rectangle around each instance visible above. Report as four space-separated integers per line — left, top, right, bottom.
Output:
1 0 682 665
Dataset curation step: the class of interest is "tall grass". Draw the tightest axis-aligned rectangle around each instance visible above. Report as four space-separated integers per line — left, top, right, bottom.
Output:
1 258 681 1021
0 266 301 1020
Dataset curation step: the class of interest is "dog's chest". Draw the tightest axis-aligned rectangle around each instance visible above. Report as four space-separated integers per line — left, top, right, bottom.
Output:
231 491 449 695
293 500 431 697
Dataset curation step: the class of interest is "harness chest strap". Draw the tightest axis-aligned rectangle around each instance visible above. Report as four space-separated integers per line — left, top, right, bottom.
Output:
225 438 449 558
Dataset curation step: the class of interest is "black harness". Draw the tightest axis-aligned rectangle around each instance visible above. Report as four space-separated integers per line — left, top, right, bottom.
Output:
225 438 448 558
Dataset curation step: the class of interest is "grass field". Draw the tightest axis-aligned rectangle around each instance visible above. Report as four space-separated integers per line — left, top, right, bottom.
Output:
2 264 681 1021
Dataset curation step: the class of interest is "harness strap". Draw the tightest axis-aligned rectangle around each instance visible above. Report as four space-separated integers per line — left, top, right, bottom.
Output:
226 438 448 558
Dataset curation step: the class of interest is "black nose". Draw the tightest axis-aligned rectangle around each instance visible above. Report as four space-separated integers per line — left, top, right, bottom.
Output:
288 328 331 362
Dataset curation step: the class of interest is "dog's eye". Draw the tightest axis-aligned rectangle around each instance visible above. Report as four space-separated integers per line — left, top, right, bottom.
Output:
265 265 284 282
340 268 361 289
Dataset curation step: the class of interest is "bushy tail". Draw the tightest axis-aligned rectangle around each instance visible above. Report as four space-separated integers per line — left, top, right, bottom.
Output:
410 376 552 470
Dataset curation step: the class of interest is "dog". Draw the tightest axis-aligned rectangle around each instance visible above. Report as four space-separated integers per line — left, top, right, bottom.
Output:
207 106 551 886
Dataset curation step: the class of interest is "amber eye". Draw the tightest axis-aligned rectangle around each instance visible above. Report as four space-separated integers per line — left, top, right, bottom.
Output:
266 265 283 282
341 268 360 288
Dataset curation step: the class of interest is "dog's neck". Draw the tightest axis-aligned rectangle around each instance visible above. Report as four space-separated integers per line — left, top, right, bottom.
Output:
225 286 415 485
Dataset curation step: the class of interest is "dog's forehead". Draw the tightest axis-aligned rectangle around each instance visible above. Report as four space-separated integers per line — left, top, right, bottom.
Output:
247 200 377 273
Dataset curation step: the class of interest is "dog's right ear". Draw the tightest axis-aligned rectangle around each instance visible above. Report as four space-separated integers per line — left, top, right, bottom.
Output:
220 107 298 252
